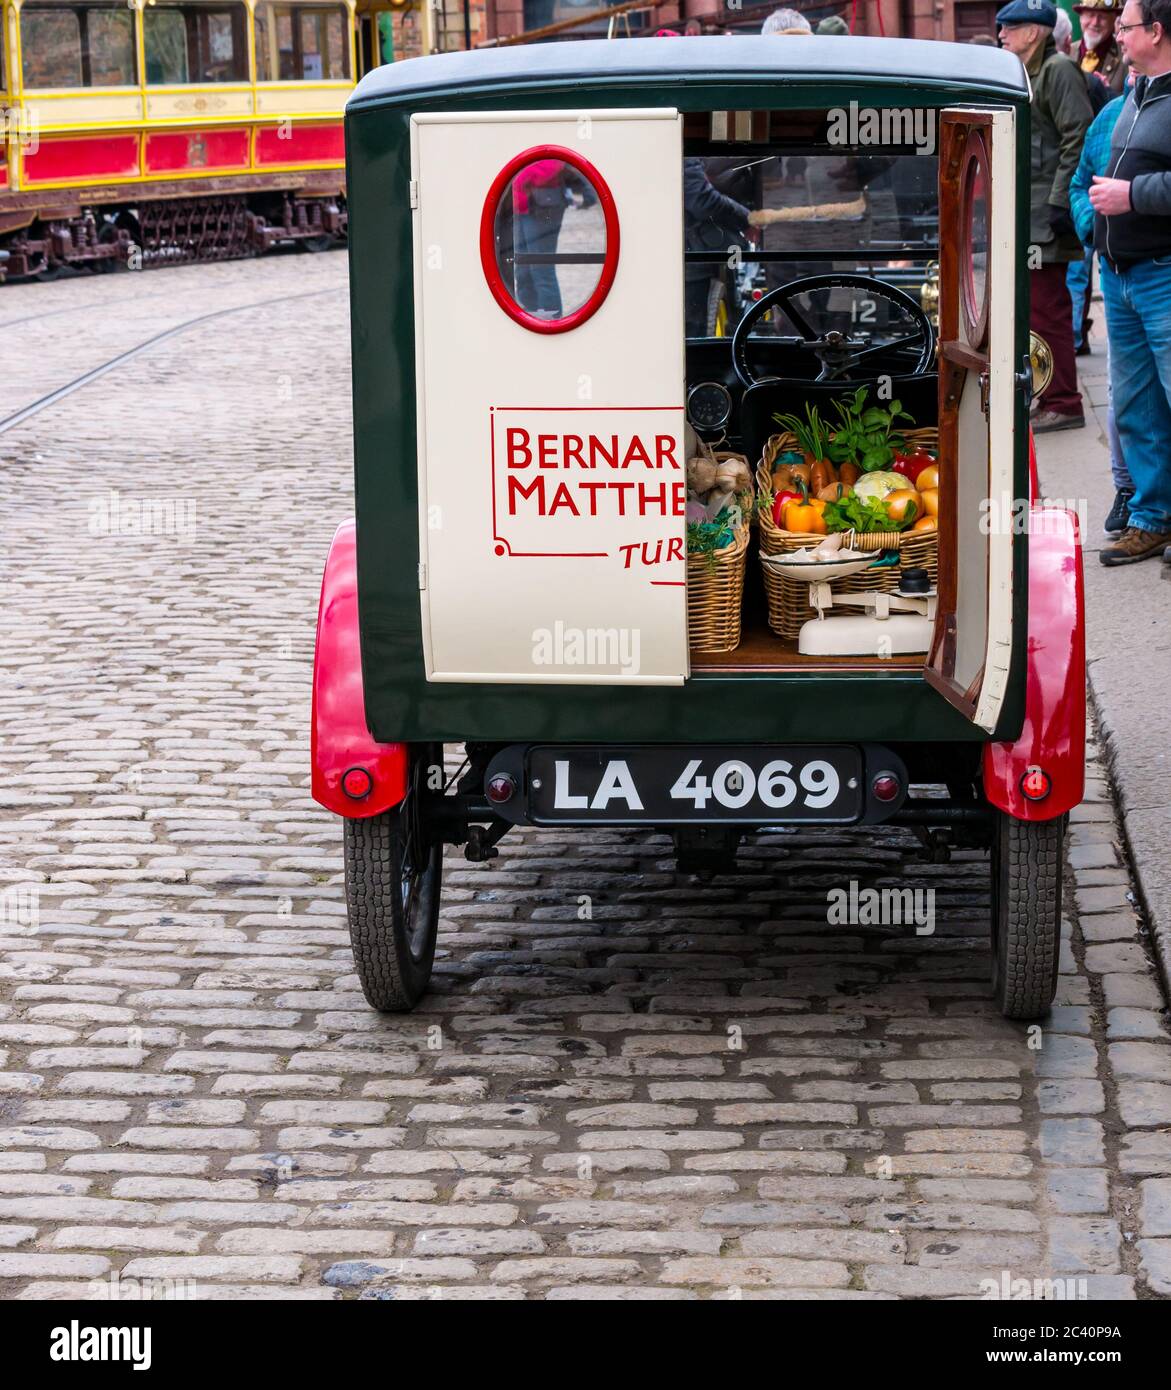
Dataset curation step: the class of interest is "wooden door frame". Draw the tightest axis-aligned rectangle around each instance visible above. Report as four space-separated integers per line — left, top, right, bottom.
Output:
925 111 996 723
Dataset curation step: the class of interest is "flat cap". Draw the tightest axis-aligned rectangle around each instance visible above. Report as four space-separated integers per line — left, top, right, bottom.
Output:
816 14 851 33
996 0 1058 25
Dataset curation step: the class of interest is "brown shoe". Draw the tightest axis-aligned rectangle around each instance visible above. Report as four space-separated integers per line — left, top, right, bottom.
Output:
1031 410 1086 434
1100 526 1171 566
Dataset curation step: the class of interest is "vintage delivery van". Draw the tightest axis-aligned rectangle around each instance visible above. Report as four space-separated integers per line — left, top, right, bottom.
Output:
310 36 1086 1020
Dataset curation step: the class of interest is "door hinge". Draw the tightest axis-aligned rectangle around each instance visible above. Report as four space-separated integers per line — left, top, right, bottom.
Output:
417 562 427 591
408 179 419 210
979 369 991 419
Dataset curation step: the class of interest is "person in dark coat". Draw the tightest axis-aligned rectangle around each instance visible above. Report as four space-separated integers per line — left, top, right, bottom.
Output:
999 0 1095 430
683 158 752 337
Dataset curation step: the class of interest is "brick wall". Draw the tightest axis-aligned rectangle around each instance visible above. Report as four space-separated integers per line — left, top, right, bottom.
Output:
436 0 489 50
468 0 987 48
485 0 525 43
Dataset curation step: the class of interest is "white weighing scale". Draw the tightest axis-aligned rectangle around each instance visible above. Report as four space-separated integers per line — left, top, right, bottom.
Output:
761 550 937 656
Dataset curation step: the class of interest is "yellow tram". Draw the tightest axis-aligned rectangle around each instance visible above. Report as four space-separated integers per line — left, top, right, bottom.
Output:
0 0 404 277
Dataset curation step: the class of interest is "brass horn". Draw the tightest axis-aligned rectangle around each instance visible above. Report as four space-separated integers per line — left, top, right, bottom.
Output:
919 260 940 333
1029 331 1054 399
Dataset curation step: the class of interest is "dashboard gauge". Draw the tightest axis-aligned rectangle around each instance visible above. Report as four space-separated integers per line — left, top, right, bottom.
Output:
686 381 733 433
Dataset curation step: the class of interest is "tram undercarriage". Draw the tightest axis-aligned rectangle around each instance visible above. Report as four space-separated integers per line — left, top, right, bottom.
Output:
0 190 346 282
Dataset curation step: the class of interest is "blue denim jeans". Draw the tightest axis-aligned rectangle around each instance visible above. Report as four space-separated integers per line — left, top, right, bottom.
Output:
1067 250 1092 350
1100 258 1171 532
1104 341 1133 492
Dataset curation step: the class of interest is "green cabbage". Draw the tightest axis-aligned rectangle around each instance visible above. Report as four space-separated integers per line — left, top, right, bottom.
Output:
852 471 904 502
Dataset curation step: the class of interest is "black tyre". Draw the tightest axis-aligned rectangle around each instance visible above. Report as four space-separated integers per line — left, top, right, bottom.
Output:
990 810 1065 1020
343 803 442 1012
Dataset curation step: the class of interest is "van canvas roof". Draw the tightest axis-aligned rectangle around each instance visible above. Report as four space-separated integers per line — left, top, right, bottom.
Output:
348 35 1029 109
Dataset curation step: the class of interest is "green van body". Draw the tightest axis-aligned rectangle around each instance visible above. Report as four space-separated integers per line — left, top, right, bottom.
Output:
343 37 1032 748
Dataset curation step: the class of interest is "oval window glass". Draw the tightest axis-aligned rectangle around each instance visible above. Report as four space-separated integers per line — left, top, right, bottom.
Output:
483 150 617 332
960 136 990 349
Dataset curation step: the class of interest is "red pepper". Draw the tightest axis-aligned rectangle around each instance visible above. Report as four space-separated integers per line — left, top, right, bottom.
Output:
892 450 935 484
771 488 802 527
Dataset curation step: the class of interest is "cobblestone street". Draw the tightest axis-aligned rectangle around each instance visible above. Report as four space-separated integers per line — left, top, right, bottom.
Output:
1 257 1170 1301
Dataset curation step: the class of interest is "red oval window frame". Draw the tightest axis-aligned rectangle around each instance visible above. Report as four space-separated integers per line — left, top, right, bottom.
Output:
479 145 620 335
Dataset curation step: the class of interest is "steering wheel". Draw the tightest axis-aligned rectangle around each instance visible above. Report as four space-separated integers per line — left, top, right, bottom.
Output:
731 273 936 388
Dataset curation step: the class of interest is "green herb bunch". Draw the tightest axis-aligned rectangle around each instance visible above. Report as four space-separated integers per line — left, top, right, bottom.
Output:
771 402 834 461
823 491 916 535
827 387 914 473
686 508 738 572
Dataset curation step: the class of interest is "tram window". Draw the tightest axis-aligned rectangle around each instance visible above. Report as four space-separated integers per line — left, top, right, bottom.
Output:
21 3 136 88
254 4 351 81
143 3 249 84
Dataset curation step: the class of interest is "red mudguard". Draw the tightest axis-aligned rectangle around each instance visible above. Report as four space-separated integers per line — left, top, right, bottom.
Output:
981 506 1085 821
311 520 408 819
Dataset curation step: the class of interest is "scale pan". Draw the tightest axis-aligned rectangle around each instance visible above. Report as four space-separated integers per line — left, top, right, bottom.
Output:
760 552 878 582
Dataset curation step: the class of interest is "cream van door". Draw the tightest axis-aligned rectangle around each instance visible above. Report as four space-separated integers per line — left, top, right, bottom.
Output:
927 107 1017 733
411 110 687 685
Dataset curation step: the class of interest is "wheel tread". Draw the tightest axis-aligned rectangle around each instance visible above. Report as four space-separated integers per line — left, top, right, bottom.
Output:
343 812 437 1012
993 814 1065 1020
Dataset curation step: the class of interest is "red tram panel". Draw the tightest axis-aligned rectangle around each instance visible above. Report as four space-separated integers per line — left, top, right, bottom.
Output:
0 0 390 281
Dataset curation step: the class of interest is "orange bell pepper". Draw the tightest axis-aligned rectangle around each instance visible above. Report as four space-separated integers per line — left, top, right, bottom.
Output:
782 484 827 535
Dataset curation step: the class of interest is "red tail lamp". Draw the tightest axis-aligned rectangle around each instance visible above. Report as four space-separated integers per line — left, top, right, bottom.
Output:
342 766 373 800
871 772 901 803
487 774 517 805
1021 766 1052 802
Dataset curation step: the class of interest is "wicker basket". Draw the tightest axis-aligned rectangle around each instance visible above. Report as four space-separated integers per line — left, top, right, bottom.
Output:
756 429 939 641
687 523 750 653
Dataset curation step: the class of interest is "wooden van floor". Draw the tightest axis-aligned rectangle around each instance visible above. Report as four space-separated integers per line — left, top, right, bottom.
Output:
689 616 926 672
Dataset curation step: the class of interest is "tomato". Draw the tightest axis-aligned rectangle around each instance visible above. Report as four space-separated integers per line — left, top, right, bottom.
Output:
892 450 936 485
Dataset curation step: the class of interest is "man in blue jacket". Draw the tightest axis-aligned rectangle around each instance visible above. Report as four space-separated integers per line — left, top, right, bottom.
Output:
1090 0 1171 563
1070 91 1135 533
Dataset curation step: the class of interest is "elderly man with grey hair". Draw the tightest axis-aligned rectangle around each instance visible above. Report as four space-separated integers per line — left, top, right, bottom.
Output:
761 8 813 185
761 7 812 34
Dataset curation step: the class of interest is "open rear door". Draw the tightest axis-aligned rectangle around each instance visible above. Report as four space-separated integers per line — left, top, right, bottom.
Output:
411 109 687 685
927 107 1017 733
